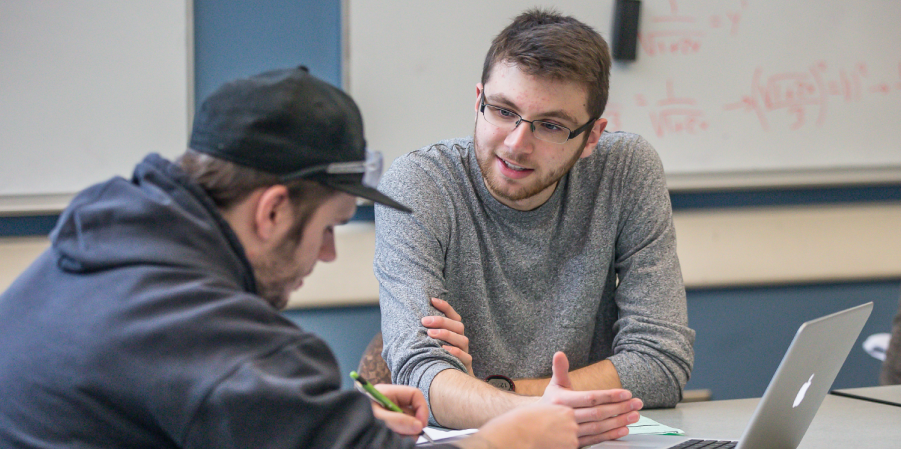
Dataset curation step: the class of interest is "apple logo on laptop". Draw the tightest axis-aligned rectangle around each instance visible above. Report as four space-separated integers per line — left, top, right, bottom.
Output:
793 374 814 408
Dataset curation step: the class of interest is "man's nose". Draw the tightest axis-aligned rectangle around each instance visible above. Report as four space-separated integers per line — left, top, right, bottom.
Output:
319 233 337 262
504 119 535 152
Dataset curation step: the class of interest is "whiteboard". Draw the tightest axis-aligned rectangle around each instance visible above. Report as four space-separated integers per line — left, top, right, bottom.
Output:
347 0 901 190
0 0 191 211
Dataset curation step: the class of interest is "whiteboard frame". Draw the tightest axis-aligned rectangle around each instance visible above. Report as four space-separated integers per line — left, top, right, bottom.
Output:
665 166 901 192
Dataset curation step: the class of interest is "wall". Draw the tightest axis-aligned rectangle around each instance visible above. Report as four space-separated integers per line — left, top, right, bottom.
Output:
1 0 900 396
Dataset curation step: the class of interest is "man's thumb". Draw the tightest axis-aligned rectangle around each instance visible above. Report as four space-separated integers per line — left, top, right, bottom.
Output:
549 351 572 389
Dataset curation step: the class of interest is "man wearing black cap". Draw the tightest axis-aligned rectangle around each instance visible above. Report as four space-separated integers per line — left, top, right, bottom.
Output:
0 67 580 448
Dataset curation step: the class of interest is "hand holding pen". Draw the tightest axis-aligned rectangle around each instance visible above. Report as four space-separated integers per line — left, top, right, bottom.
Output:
350 371 435 443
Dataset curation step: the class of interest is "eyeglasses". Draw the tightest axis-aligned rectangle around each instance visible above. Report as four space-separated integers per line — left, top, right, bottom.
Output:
281 149 384 188
479 91 597 144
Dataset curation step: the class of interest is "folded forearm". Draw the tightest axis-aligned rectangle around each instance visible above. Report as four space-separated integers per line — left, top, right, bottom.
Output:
569 359 623 390
514 359 622 396
429 369 538 429
610 350 690 408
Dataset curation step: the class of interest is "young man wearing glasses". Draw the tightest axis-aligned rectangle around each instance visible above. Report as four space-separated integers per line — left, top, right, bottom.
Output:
374 8 695 445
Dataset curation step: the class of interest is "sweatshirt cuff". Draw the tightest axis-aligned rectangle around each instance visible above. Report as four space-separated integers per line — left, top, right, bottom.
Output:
608 352 683 408
413 360 461 426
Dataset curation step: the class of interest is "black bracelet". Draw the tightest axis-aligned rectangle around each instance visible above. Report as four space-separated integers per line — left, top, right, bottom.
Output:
484 374 515 392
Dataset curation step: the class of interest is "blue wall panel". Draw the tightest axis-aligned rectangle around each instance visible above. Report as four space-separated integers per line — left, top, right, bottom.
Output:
685 281 900 400
194 0 342 105
283 305 381 390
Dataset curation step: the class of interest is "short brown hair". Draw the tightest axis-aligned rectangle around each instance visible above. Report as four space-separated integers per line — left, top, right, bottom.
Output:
481 8 611 119
177 149 339 241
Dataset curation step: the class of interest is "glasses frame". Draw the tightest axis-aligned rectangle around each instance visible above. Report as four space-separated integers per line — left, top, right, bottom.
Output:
478 91 597 144
281 149 384 188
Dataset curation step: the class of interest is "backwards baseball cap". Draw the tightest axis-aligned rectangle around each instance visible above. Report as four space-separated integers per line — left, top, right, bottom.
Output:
189 66 411 212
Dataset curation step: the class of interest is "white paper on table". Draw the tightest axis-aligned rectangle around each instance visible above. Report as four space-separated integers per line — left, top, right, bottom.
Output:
416 427 478 445
416 415 680 445
627 415 684 435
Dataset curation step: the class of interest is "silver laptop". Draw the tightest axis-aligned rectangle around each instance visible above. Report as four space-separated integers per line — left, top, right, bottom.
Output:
592 302 873 449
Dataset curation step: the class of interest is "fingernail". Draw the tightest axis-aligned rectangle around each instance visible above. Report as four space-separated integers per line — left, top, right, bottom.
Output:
422 317 433 325
619 392 630 401
628 412 639 423
428 329 438 336
618 427 629 437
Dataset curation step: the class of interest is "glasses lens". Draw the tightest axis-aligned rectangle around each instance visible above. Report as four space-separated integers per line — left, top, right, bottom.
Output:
532 121 571 144
362 150 383 188
482 105 519 130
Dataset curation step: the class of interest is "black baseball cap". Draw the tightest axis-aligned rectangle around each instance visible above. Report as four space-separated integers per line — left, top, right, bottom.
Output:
189 66 411 212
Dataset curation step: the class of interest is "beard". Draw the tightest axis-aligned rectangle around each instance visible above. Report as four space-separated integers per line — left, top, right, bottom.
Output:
250 237 300 310
473 125 585 204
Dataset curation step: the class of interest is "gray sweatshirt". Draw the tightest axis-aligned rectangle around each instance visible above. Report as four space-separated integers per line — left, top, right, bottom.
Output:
375 132 695 419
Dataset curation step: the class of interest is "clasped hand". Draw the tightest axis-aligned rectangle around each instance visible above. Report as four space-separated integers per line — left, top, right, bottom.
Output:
421 297 474 376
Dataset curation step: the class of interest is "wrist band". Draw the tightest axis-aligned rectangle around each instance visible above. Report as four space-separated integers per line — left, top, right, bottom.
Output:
485 374 515 392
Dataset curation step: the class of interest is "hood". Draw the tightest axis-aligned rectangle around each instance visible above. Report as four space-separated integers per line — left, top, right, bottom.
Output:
49 154 256 292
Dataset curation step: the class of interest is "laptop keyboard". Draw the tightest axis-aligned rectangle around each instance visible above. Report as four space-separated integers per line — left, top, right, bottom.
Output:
670 439 738 449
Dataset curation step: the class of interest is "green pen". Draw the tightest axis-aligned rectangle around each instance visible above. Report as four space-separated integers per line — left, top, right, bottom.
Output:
350 371 403 412
350 371 434 444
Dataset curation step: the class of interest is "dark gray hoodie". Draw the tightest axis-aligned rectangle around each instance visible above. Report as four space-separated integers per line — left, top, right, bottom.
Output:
0 154 429 448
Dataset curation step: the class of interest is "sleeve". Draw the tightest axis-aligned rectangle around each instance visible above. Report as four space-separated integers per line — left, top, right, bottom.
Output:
180 335 418 449
605 135 696 408
373 153 469 424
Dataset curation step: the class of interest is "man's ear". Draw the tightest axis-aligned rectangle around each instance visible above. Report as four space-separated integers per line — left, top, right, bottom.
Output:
474 83 484 118
253 185 293 241
580 118 608 159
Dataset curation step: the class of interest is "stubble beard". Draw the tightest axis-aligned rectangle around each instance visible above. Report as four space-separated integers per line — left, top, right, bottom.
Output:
473 126 585 204
250 237 299 310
